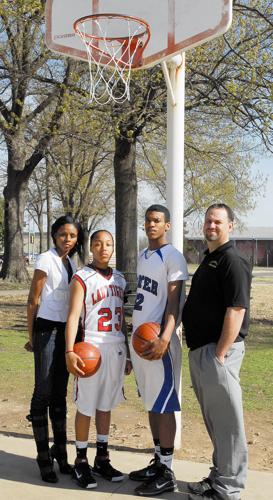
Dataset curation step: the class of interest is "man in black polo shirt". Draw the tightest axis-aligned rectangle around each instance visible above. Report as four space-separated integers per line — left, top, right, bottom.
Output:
182 203 251 500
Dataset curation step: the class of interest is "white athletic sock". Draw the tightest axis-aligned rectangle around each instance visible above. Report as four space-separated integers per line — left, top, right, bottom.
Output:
96 434 108 443
96 434 109 459
160 454 173 470
154 444 161 458
153 438 161 459
76 440 88 448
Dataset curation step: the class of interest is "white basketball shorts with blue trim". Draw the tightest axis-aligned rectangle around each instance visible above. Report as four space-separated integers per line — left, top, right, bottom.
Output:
130 332 181 413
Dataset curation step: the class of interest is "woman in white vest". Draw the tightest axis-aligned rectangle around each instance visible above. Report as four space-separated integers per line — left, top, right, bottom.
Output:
25 215 84 483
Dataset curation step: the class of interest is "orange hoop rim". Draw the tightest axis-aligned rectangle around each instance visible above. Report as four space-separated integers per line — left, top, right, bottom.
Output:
73 13 151 68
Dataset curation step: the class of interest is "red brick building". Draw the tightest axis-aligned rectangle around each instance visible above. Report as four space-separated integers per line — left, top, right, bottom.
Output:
185 227 273 267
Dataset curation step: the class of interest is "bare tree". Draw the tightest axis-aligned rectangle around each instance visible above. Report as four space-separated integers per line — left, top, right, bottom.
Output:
112 69 166 275
26 164 47 253
0 1 83 279
137 118 265 218
45 103 115 260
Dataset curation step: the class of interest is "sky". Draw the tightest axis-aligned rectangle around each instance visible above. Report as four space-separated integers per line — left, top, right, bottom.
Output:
138 155 273 229
242 157 272 227
101 155 273 234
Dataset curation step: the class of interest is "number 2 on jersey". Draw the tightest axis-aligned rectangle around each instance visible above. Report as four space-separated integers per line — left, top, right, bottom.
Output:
98 307 122 332
134 292 144 311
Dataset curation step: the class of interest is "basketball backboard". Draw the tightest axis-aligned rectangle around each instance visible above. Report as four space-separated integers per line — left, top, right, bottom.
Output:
45 0 232 70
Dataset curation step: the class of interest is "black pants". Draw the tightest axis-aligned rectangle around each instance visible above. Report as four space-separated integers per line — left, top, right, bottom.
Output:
30 318 69 455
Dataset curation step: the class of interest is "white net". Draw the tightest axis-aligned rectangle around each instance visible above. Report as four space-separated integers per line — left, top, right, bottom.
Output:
74 15 150 105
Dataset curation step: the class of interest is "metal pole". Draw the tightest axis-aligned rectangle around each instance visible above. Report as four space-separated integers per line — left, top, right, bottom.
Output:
164 53 185 252
162 53 185 450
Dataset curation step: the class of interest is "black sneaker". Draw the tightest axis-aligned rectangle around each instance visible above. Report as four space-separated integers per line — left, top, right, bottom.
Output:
93 457 124 482
129 455 160 482
72 460 97 489
135 464 177 496
188 477 212 494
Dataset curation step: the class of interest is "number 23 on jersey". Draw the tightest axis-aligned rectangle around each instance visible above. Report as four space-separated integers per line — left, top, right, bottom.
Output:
98 307 122 332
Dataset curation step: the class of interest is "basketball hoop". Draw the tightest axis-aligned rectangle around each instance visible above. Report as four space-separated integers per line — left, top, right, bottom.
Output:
74 14 150 104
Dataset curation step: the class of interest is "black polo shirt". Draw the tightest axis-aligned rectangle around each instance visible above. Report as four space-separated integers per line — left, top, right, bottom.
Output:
182 241 251 350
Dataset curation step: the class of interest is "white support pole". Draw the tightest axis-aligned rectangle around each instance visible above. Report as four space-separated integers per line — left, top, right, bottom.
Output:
161 61 176 107
162 53 185 450
164 53 185 252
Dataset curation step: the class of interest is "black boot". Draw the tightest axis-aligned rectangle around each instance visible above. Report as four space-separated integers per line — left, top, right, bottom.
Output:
27 411 58 483
36 454 58 483
49 405 72 474
50 444 72 474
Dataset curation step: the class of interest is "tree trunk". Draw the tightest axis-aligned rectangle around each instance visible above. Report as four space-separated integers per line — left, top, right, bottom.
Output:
37 211 45 254
1 171 29 281
80 215 90 265
83 228 90 265
114 136 138 281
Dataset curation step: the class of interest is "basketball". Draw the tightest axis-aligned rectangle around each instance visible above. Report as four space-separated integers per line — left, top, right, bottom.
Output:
73 341 101 377
132 322 161 357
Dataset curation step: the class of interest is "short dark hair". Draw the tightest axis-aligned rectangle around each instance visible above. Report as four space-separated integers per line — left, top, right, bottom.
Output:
205 203 234 222
51 215 84 258
90 229 114 244
145 204 170 223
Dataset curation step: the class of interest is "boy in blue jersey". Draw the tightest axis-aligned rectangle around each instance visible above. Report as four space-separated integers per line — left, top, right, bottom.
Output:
129 205 188 496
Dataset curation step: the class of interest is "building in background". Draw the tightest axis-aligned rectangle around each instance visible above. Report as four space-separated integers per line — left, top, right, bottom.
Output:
185 227 273 267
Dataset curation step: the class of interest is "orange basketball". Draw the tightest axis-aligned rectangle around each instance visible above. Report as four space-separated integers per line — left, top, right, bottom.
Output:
132 322 161 357
73 341 101 377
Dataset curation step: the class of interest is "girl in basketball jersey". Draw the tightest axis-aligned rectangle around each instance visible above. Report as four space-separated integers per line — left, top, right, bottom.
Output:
26 215 84 483
65 230 132 489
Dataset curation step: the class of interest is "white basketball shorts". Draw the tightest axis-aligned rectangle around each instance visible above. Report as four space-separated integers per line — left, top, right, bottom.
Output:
74 341 126 416
130 332 181 413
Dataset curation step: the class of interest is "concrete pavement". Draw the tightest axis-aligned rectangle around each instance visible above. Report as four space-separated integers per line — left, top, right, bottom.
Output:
0 434 272 499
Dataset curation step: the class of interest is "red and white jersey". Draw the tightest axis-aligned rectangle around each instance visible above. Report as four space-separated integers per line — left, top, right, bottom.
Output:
73 266 126 345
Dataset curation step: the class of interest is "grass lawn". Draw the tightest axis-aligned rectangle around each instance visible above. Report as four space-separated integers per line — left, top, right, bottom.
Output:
0 330 33 402
0 323 272 414
241 323 273 411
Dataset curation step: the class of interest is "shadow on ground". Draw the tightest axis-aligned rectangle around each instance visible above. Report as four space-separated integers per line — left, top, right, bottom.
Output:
0 448 191 498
